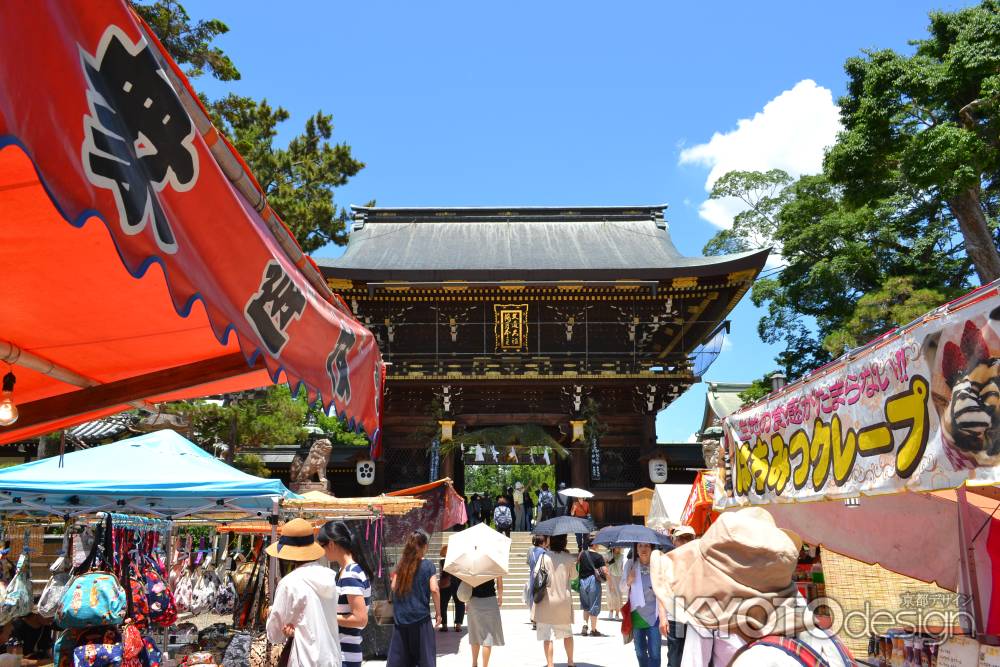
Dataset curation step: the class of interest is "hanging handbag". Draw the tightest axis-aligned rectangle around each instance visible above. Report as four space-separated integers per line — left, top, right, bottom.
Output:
249 632 290 667
57 517 127 630
39 571 72 618
370 599 394 624
0 551 33 624
70 626 125 667
138 634 162 667
231 559 256 597
174 568 195 612
213 575 236 615
191 568 220 614
140 553 177 627
531 560 549 604
221 632 253 667
39 534 73 617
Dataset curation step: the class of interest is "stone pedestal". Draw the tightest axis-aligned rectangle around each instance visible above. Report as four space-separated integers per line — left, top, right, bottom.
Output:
290 480 329 494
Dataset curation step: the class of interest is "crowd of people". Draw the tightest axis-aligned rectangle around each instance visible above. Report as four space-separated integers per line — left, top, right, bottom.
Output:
265 499 853 667
464 481 564 535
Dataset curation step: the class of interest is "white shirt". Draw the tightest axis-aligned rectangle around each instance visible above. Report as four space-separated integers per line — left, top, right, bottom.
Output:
266 562 342 667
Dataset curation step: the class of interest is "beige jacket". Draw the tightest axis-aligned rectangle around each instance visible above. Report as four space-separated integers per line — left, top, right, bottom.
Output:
532 551 576 626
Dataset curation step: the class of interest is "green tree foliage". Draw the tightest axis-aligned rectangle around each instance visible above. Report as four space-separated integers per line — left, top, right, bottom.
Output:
464 465 556 501
171 385 368 466
132 1 364 252
702 3 1000 379
738 376 775 406
132 0 240 81
704 171 969 378
233 453 271 478
824 1 1000 283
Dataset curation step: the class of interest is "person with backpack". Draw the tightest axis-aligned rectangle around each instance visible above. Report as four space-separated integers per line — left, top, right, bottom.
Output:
493 497 513 537
577 537 608 637
526 534 548 629
523 485 535 531
538 483 555 522
650 507 855 667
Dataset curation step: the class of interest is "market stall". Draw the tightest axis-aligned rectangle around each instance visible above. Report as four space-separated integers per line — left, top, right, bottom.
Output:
642 483 690 533
0 428 296 665
0 0 383 452
679 471 719 535
715 280 1000 661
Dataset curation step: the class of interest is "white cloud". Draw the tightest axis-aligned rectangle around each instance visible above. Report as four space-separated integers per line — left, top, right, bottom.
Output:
679 79 842 229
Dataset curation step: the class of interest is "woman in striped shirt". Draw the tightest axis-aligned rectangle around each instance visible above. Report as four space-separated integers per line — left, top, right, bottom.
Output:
319 521 372 667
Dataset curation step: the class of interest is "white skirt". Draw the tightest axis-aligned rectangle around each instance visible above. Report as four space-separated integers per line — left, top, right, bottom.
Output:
467 596 505 646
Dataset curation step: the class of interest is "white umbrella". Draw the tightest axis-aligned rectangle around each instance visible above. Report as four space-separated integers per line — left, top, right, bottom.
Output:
443 523 511 587
558 487 594 499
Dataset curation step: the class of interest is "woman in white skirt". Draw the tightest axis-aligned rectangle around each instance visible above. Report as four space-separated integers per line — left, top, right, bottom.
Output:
466 577 504 667
606 547 626 621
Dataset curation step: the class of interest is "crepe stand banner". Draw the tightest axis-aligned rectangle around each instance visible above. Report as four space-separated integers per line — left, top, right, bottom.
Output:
679 470 718 535
0 1 384 452
716 281 1000 508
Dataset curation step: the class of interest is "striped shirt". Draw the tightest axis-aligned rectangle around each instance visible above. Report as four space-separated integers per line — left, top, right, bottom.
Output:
336 562 371 667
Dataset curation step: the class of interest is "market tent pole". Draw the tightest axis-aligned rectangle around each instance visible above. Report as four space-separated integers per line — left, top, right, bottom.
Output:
161 523 174 652
958 486 985 634
269 498 280 601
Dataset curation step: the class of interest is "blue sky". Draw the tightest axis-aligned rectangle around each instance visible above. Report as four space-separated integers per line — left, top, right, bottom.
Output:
185 0 972 442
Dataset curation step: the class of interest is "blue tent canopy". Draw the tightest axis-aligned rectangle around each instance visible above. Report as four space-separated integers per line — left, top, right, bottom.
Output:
0 430 296 518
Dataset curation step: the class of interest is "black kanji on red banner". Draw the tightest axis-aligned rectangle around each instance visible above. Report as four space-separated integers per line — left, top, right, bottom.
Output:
81 26 199 254
328 328 358 404
245 261 307 356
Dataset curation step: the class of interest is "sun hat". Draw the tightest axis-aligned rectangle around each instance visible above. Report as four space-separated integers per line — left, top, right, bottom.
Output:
650 507 803 633
515 481 523 490
671 525 696 539
265 518 325 562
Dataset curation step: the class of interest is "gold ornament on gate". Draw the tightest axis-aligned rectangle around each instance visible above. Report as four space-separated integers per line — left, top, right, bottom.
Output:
494 304 529 351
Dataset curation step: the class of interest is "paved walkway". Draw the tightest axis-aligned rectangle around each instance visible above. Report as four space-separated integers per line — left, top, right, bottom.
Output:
364 610 654 666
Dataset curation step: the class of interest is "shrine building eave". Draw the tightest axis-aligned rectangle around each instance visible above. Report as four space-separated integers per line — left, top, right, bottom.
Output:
316 205 770 284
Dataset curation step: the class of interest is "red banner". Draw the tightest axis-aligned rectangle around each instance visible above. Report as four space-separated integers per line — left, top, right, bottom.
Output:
0 2 382 446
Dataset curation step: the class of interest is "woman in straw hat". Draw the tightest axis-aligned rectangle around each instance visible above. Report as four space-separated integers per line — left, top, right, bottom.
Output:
265 518 342 667
387 530 441 667
650 507 854 667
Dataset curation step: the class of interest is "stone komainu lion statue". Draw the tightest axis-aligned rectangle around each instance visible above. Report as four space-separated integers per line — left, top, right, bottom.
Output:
290 438 333 484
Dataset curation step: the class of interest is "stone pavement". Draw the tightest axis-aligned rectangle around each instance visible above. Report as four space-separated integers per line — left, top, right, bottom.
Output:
364 609 657 667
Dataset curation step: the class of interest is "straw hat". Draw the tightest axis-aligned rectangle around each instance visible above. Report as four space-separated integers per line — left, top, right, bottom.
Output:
265 518 325 561
651 507 803 633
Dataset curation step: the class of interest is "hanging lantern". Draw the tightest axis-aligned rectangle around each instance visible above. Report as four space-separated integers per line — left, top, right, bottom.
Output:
570 419 586 443
0 372 17 426
648 455 668 484
356 459 376 486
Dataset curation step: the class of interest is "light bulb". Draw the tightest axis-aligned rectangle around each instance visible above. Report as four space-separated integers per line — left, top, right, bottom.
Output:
0 395 16 426
0 372 17 426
